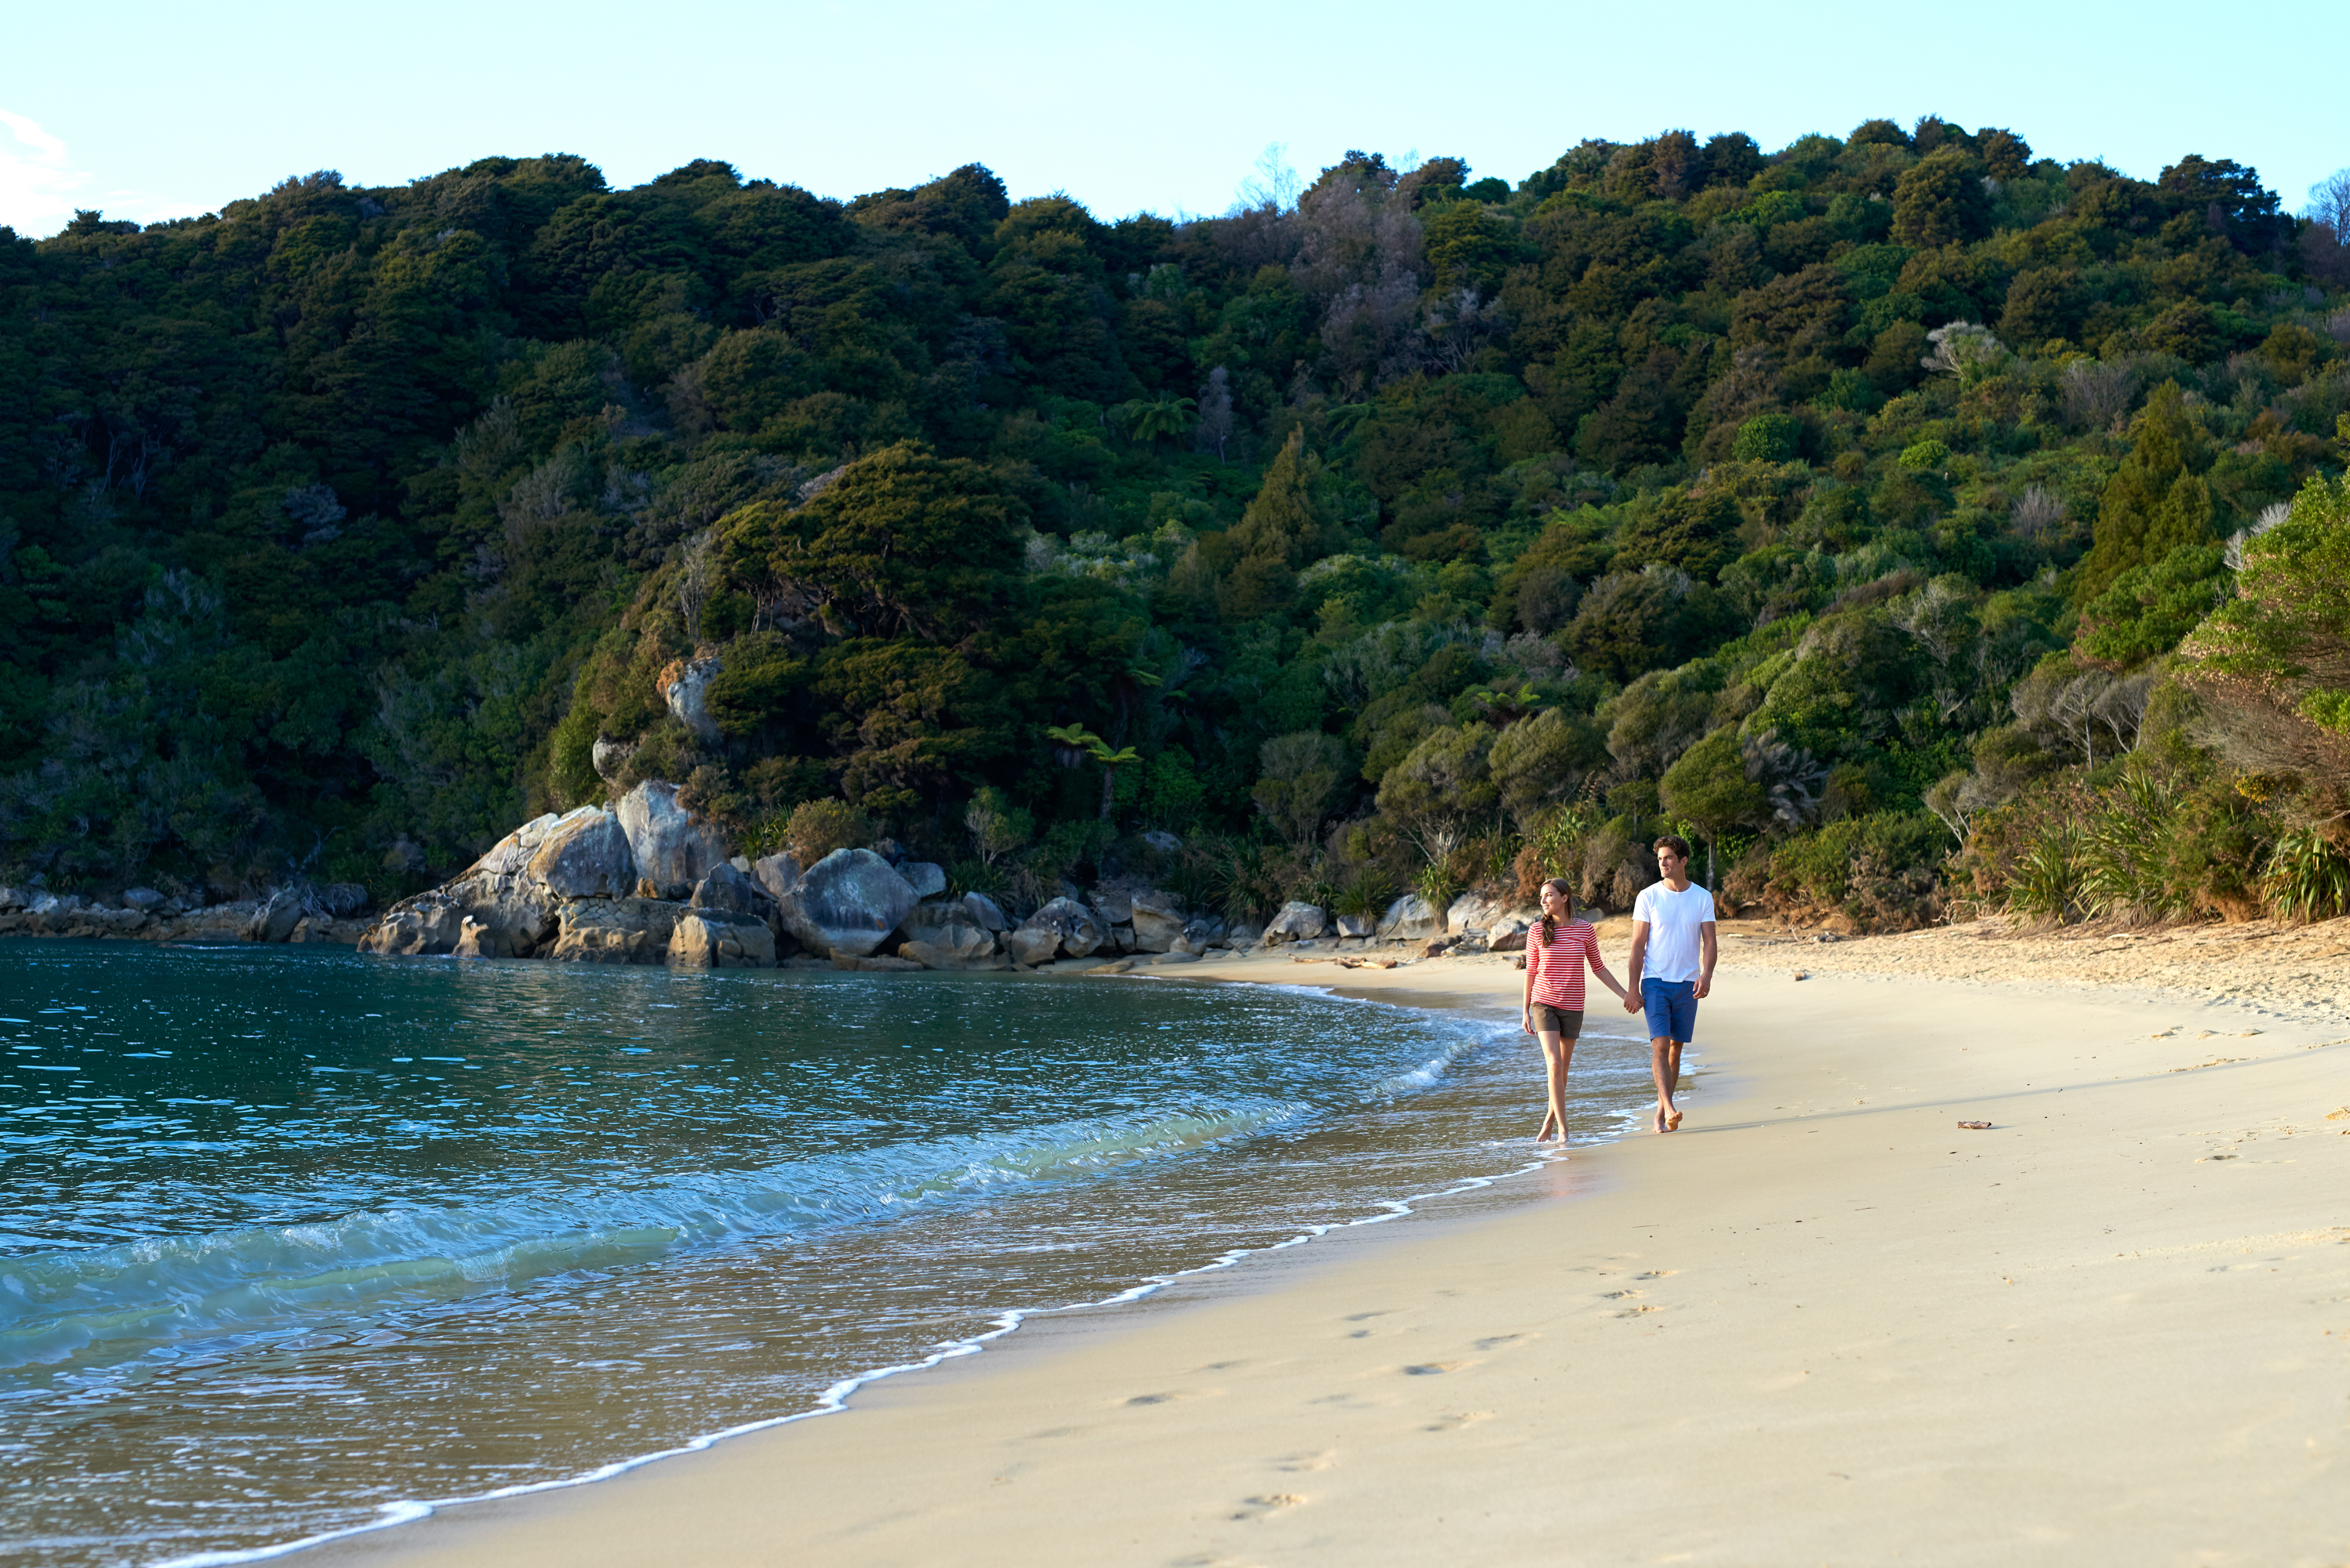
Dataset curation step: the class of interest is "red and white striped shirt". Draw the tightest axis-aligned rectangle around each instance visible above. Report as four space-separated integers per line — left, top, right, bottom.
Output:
1525 919 1604 1011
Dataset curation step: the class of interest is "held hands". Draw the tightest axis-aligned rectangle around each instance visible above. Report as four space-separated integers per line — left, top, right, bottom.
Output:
1622 990 1642 1014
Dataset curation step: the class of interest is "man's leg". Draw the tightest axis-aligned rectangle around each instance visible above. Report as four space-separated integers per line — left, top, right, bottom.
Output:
1660 1038 1686 1130
1649 1036 1677 1131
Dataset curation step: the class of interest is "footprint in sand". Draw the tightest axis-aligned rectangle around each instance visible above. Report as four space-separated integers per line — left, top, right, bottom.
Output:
1124 1390 1212 1406
1229 1492 1308 1521
1424 1409 1495 1432
1600 1288 1647 1300
1473 1333 1535 1351
1635 1269 1680 1279
1402 1360 1475 1375
1617 1304 1663 1318
1272 1450 1337 1473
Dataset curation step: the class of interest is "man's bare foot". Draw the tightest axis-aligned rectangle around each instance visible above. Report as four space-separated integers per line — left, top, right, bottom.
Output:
1651 1108 1668 1133
1665 1106 1684 1131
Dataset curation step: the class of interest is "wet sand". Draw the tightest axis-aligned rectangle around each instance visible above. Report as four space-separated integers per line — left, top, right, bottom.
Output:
308 931 2350 1566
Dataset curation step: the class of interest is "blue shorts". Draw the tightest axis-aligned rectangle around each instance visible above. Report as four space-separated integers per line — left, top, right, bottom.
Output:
1641 978 1698 1043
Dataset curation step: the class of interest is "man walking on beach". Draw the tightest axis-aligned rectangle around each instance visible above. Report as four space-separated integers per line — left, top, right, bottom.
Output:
1622 836 1716 1133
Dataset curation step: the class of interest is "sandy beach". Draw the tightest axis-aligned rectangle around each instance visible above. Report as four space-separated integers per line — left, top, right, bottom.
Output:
311 927 2350 1567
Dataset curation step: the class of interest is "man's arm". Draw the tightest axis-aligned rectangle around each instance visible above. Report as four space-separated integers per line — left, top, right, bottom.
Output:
1624 921 1649 1011
1694 920 1717 1000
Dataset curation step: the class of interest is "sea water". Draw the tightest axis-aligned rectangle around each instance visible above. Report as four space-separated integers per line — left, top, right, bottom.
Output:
0 939 1662 1566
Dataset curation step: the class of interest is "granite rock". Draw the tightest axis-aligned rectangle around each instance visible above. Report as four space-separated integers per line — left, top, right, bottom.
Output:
1263 901 1328 945
772 849 918 959
616 782 733 893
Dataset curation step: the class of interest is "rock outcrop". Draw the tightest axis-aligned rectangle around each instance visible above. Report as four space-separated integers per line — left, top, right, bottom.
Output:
688 861 773 920
616 782 732 895
528 808 637 899
245 889 304 944
1446 890 1529 936
1128 889 1188 952
1377 894 1444 941
898 901 1001 967
1003 925 1062 967
1335 912 1375 938
360 806 637 957
656 649 724 743
1020 895 1103 959
751 852 802 902
898 861 947 898
961 891 1010 931
1263 901 1328 944
772 849 918 959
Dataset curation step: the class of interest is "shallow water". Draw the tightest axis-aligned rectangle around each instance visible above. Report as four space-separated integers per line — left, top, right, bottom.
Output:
0 940 1661 1566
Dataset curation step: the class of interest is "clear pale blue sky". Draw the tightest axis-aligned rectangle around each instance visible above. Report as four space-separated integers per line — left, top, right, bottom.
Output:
4 0 2345 238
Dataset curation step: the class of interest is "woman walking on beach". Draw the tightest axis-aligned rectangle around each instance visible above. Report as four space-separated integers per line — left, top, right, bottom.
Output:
1521 877 1632 1144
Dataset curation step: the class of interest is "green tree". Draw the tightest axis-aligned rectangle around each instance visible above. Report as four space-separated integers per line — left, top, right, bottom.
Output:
2078 383 2216 603
1660 728 1769 884
1251 730 1349 847
1891 147 1992 247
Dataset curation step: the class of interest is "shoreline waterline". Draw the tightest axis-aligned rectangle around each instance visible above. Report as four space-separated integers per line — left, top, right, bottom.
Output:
165 975 1643 1568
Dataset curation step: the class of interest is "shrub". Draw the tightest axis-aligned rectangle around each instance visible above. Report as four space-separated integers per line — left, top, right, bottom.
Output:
785 798 870 864
2262 827 2350 924
1766 811 1949 928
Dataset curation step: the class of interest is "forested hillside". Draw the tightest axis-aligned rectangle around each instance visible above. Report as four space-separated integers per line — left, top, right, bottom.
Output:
5 118 2349 927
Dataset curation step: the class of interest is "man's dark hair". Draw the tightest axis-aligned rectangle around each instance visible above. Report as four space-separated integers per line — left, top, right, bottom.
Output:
1653 835 1692 862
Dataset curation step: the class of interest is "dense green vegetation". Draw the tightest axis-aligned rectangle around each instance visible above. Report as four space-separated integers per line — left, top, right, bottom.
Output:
5 120 2349 926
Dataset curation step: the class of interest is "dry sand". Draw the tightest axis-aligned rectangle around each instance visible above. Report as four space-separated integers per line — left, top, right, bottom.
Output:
312 927 2350 1567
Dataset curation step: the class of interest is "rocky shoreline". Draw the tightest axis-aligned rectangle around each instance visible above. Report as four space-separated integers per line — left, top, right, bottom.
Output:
2 782 1551 970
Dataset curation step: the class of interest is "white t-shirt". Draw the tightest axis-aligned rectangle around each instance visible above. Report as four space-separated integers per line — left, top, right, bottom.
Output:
1633 880 1716 984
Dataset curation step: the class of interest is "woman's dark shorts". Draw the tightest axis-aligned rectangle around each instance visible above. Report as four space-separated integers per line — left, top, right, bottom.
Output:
1528 1004 1582 1036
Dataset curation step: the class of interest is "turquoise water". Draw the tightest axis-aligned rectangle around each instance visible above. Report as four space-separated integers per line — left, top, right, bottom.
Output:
0 940 1661 1566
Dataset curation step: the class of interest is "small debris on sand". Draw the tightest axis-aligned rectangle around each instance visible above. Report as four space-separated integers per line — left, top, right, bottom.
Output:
1956 1120 1993 1130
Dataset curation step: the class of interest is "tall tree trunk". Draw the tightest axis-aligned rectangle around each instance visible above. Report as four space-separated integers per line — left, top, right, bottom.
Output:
1100 765 1115 821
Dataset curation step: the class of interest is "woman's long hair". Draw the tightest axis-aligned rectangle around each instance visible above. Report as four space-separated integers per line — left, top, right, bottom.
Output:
1538 877 1576 946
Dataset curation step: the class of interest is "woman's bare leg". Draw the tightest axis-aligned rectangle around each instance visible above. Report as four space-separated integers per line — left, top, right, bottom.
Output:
1538 1031 1575 1142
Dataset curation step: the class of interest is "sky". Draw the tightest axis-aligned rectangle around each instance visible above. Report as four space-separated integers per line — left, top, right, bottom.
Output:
4 0 2346 239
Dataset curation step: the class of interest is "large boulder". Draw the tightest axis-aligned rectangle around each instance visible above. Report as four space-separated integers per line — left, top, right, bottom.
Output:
1128 889 1188 953
669 910 777 968
773 849 918 959
1003 925 1061 967
245 889 304 944
122 887 166 913
1263 902 1328 945
1377 894 1444 941
689 861 773 919
1446 890 1527 935
961 891 1010 931
616 782 733 895
546 898 685 964
528 808 637 899
1020 895 1102 959
1335 912 1375 938
363 808 629 957
899 901 1000 966
751 852 802 902
898 861 948 898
